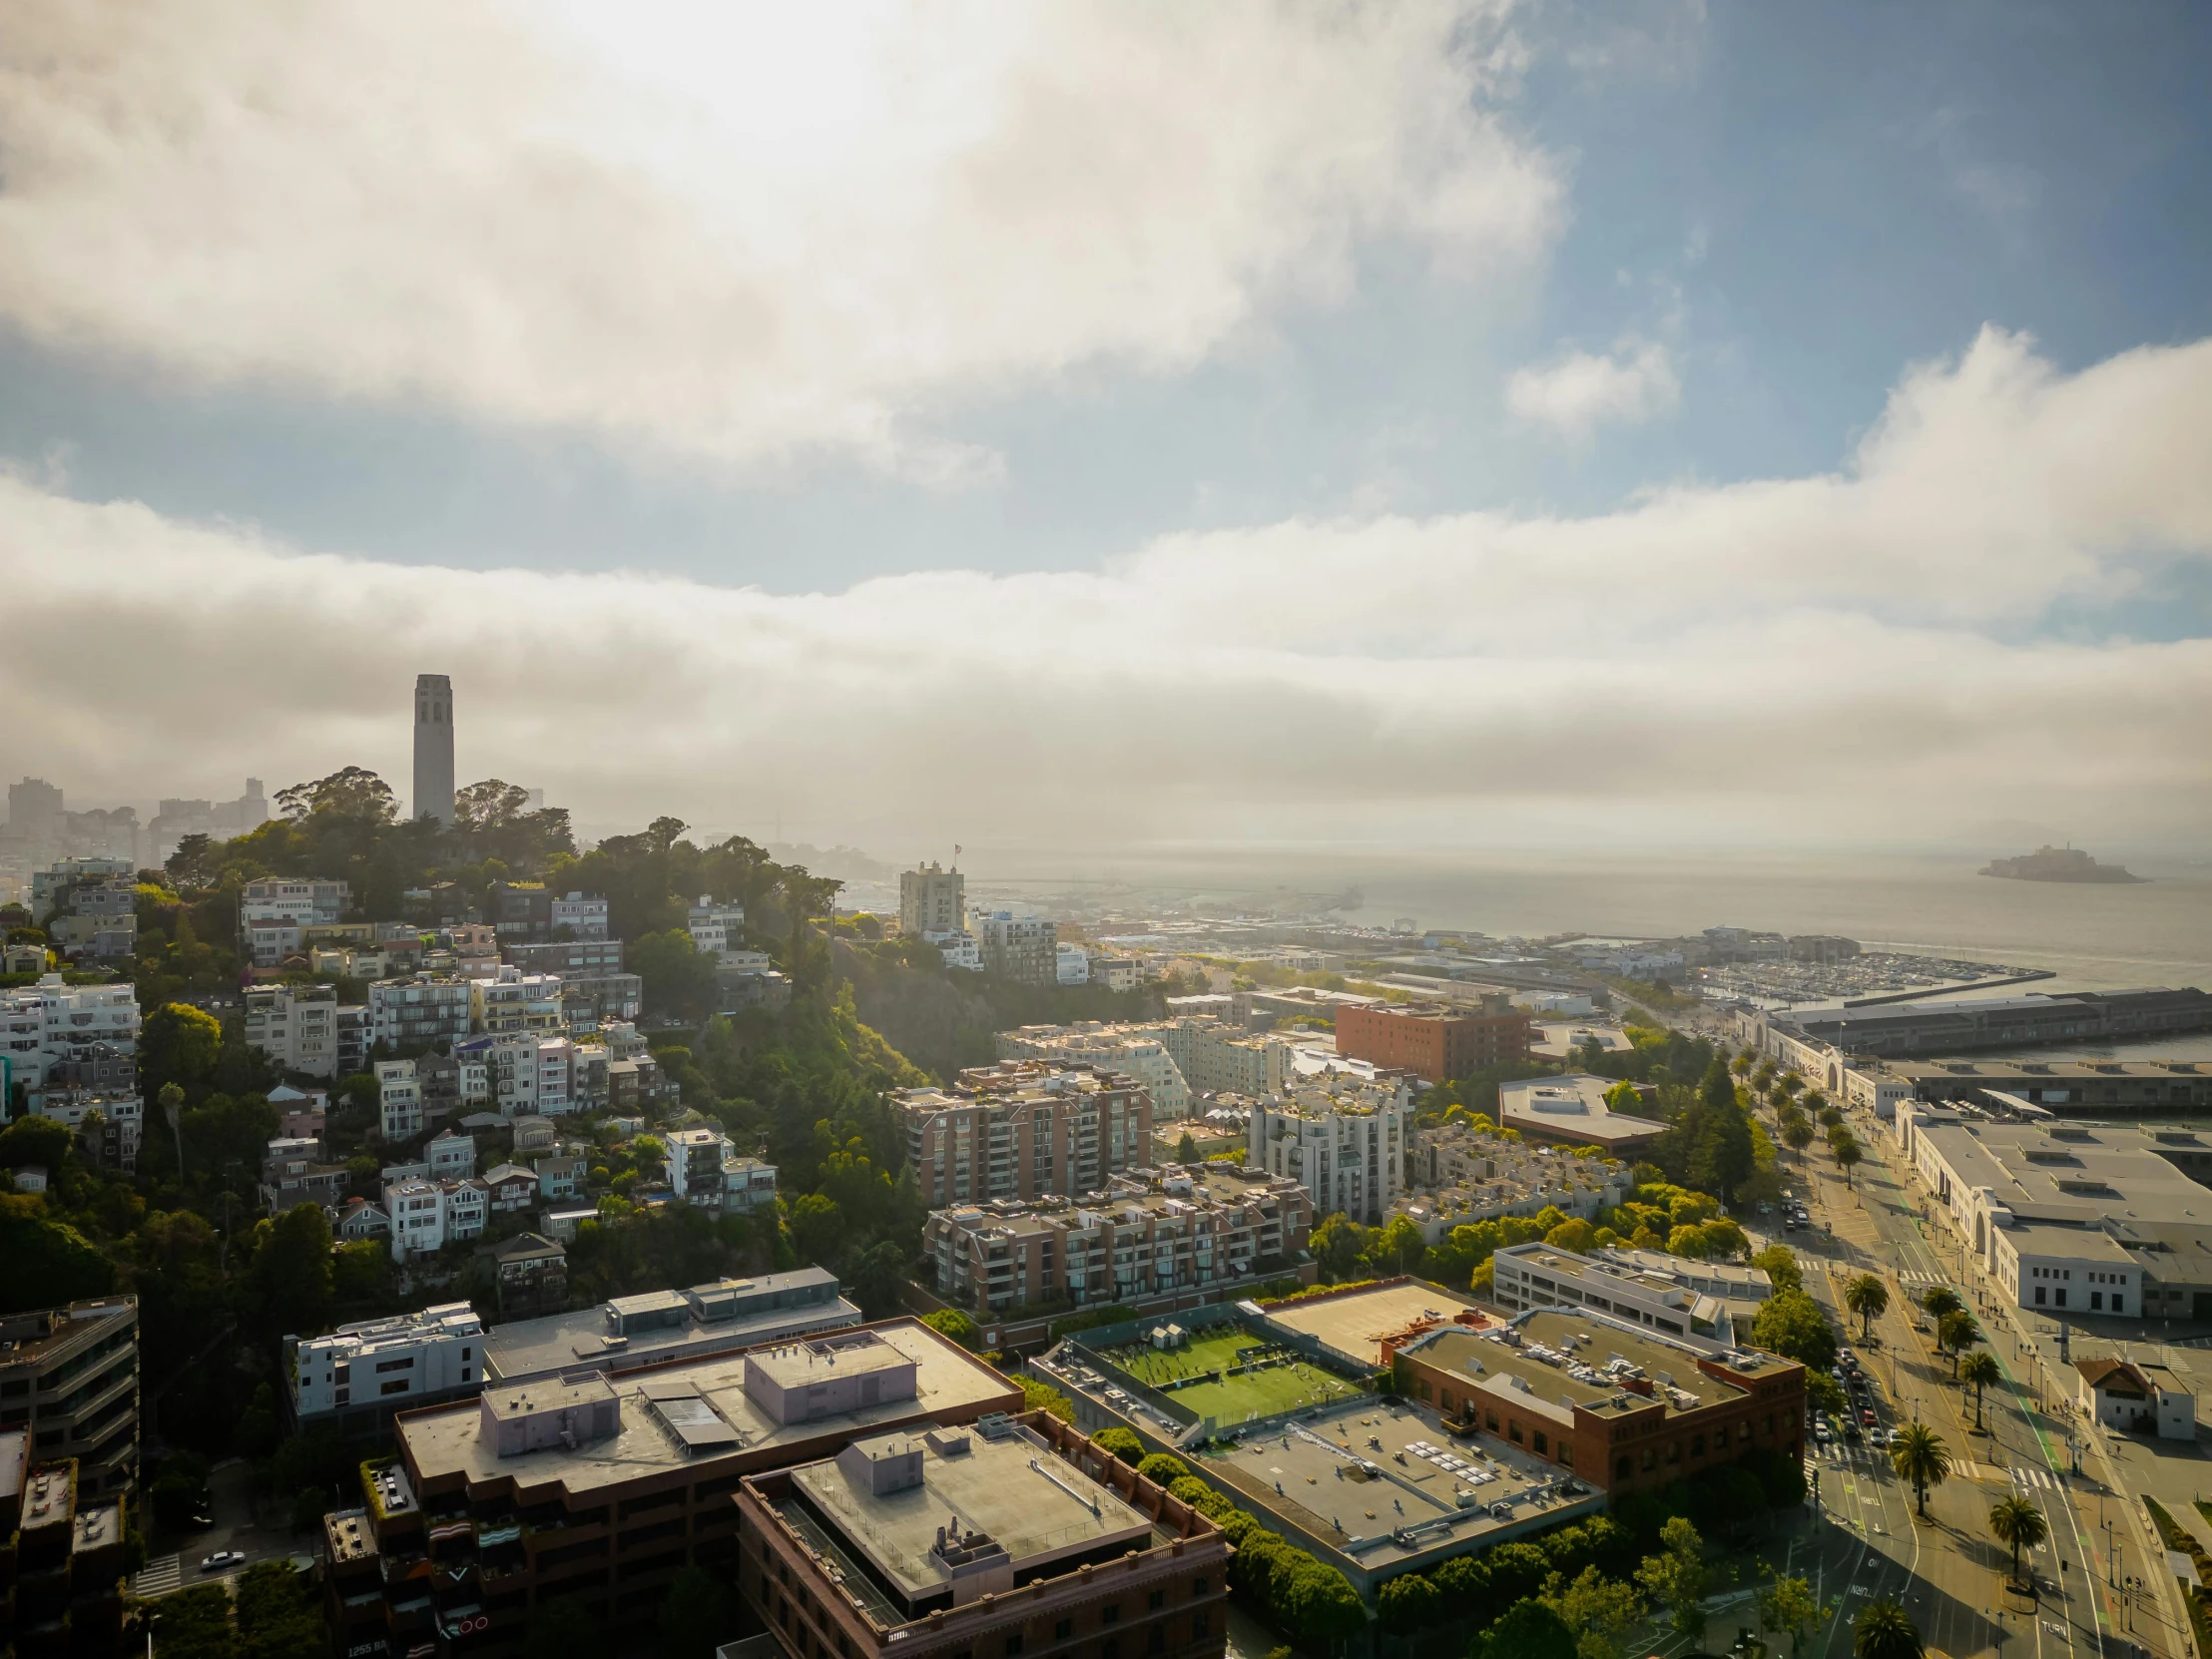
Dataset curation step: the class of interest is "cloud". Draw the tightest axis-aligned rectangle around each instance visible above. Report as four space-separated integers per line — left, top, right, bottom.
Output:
1 327 2208 849
1506 339 1681 437
0 1 1560 477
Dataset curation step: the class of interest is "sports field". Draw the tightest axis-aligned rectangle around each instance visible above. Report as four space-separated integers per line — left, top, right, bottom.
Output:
1095 1325 1364 1424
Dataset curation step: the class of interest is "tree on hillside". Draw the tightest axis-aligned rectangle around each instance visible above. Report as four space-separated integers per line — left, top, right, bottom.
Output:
1474 1598 1577 1659
142 1003 223 1102
251 1203 333 1336
1311 1214 1369 1281
276 767 397 825
1845 1274 1890 1342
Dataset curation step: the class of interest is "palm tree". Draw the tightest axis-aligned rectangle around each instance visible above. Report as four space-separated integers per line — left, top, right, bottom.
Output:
1959 1351 2002 1428
1854 1598 1924 1659
1891 1422 1951 1517
1845 1274 1891 1343
1988 1494 2049 1587
1921 1286 1962 1324
1938 1310 1981 1379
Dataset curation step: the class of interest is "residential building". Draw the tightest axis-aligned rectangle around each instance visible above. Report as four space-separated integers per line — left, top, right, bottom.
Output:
1248 1076 1413 1225
239 876 351 932
337 1199 391 1242
289 1302 481 1430
2073 1356 2194 1439
977 911 1056 982
27 858 134 924
336 1003 371 1076
467 1033 576 1117
1055 943 1090 984
4 941 47 975
1090 957 1141 991
483 1163 540 1214
0 1298 139 1496
487 881 562 941
0 976 140 1090
737 1414 1229 1659
369 973 475 1052
0 1446 132 1659
471 965 566 1034
899 861 965 937
29 1088 144 1173
1497 1075 1668 1154
478 1268 859 1385
534 1151 586 1201
1334 999 1534 1086
506 938 628 977
995 1023 1192 1118
1898 1105 2212 1321
377 1060 425 1142
895 1061 1155 1209
664 1128 780 1216
47 908 137 963
1391 1131 1629 1241
478 1233 568 1321
923 1164 1312 1315
427 1128 476 1180
412 673 455 827
686 895 749 962
383 1177 491 1262
1487 1243 1774 1347
335 1322 1020 1646
1390 1311 1806 1496
548 892 610 940
1157 1018 1287 1099
244 981 341 1078
260 1137 350 1216
936 931 983 971
607 1053 671 1114
560 972 645 1031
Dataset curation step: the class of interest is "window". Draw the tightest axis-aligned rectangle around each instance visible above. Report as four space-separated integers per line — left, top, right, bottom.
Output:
2091 1292 2104 1312
1147 1630 1164 1655
1616 1455 1632 1479
1004 1638 1022 1658
1192 1579 1209 1597
375 1356 415 1374
1148 1592 1165 1611
1103 1605 1121 1626
1532 1430 1548 1454
1192 1614 1210 1640
2055 1290 2067 1308
1055 1621 1072 1642
1691 1434 1705 1457
2035 1287 2046 1306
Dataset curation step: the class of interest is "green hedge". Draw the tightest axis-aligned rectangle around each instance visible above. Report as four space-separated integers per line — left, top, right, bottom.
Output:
1162 1476 1360 1637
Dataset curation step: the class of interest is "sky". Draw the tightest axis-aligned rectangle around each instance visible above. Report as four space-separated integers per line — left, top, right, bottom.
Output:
1 1 2208 856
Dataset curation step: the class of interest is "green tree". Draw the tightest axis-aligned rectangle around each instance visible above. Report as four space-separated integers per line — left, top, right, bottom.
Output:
1749 1288 1839 1372
1093 1426 1144 1464
1175 1130 1198 1165
1761 1573 1819 1657
0 1198 118 1315
1367 1214 1428 1275
236 1559 325 1659
1844 1274 1890 1342
1852 1598 1923 1659
787 1192 845 1269
1311 1213 1369 1281
143 1002 224 1100
1958 1351 2002 1428
250 1203 334 1335
1987 1494 2048 1586
1544 1217 1597 1256
1544 1563 1644 1659
1832 1132 1863 1186
1751 1244 1803 1293
920 1307 980 1349
1474 1598 1577 1659
1889 1422 1951 1517
525 1593 607 1659
1937 1310 1980 1379
1634 1515 1708 1648
0 1115 72 1171
1920 1285 1962 1322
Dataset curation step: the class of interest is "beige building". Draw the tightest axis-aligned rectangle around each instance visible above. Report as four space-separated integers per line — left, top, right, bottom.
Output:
895 1061 1154 1207
996 1022 1192 1116
1248 1076 1413 1225
243 981 340 1078
923 1164 1313 1315
899 861 966 937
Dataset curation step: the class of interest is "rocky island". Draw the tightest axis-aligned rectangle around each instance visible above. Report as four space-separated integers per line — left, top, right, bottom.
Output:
1980 844 2148 883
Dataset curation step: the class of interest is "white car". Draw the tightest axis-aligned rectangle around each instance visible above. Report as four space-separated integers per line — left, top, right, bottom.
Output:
199 1551 246 1573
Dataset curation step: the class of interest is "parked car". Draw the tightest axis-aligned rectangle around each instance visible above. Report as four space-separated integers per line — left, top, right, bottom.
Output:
199 1551 245 1573
1861 1406 1879 1427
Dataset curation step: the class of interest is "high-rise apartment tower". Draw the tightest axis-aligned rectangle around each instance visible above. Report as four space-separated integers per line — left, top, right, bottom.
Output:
412 674 455 826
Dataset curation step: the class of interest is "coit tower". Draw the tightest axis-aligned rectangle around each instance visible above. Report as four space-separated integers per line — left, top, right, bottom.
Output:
413 674 455 826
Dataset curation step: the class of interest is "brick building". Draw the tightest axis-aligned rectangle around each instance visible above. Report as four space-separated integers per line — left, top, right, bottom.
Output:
896 1062 1154 1209
1333 1000 1533 1085
1388 1312 1804 1496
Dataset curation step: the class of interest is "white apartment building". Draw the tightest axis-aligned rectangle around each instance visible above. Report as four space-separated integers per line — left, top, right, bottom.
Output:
426 1128 476 1180
471 966 565 1035
0 975 142 1088
1157 1017 1288 1099
376 1060 423 1142
665 1128 781 1216
899 862 965 938
686 896 749 963
243 982 340 1078
239 877 350 932
937 932 983 971
463 1033 575 1117
1090 958 1141 992
549 891 610 939
382 1176 490 1261
289 1302 482 1424
1248 1077 1413 1225
1055 944 1091 985
995 1024 1192 1118
31 1088 144 1171
369 974 474 1051
1488 1242 1774 1348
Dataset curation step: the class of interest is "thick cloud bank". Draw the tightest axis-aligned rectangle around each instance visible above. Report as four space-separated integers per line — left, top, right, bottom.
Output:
0 1 1556 477
2 329 2207 848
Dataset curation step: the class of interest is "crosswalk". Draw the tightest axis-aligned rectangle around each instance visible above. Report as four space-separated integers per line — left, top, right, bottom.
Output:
1897 1270 1949 1290
2011 1465 2067 1492
133 1554 182 1597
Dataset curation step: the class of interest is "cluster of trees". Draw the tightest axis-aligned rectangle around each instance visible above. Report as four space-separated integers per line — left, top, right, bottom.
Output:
148 1561 325 1659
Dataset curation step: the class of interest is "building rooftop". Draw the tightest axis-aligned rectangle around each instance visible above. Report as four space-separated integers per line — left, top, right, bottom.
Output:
786 1421 1155 1614
1404 1309 1772 1420
0 1297 138 1367
1914 1119 2212 1229
481 1270 857 1384
1497 1075 1667 1147
324 1507 378 1564
1260 1281 1487 1369
401 1319 1012 1497
931 1165 1308 1240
